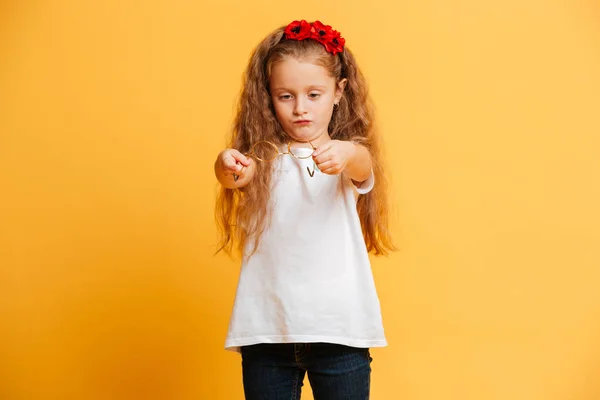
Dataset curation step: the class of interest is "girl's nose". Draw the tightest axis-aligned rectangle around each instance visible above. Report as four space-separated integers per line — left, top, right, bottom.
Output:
293 99 306 115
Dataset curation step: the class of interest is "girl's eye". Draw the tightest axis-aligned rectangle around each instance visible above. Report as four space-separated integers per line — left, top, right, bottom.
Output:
308 93 321 99
279 95 292 100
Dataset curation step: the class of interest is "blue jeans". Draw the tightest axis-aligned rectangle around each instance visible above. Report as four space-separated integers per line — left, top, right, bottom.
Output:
240 343 373 400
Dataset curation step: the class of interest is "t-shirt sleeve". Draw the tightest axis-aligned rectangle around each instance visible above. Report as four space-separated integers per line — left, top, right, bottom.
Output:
351 168 375 195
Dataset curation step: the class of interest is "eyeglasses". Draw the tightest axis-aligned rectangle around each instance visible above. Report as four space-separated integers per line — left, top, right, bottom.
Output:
233 140 317 182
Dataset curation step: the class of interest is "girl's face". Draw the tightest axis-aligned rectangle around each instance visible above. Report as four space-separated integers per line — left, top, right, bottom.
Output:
269 58 346 145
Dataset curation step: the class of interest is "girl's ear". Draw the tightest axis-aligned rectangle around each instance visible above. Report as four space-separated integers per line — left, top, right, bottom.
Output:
335 78 348 103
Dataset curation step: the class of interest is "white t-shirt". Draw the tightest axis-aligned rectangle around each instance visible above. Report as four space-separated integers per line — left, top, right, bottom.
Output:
225 147 387 352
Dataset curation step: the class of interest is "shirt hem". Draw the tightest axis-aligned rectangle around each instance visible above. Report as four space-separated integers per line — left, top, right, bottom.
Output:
224 335 388 353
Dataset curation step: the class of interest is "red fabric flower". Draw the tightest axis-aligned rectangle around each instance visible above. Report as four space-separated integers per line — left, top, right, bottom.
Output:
324 29 345 55
310 20 335 42
284 20 345 55
284 20 311 40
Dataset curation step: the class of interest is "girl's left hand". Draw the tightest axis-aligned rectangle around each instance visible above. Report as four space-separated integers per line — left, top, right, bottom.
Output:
312 140 357 175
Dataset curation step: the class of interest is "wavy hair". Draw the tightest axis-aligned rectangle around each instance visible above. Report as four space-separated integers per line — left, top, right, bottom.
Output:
216 24 395 257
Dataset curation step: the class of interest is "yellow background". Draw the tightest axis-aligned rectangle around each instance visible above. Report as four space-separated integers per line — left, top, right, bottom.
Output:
1 0 599 399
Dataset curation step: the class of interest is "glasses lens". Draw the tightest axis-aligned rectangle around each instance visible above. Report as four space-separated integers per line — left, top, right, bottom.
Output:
252 141 279 162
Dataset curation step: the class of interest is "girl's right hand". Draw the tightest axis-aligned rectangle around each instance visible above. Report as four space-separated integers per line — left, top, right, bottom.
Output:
220 149 251 173
214 149 255 188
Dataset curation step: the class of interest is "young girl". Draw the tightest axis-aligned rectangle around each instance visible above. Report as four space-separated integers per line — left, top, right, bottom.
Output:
214 19 394 400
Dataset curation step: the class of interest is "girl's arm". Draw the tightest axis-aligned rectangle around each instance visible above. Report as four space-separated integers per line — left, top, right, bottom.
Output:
342 142 372 183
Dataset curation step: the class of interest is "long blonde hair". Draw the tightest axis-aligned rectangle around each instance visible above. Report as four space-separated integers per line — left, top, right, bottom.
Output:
216 24 395 257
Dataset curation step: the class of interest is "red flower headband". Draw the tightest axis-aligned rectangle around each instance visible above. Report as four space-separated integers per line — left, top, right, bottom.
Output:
284 20 345 55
